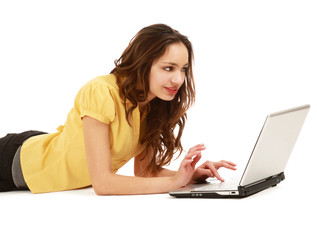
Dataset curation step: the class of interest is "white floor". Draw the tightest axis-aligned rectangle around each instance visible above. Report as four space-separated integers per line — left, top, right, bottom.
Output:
1 141 316 240
1 176 316 240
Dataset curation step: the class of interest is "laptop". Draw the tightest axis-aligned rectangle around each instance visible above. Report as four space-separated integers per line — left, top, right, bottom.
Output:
169 104 310 198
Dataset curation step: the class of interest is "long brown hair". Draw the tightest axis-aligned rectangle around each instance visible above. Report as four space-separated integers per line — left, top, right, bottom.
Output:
111 24 195 174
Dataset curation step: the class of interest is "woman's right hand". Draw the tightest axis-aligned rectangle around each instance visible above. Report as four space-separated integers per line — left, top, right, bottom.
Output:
173 144 206 187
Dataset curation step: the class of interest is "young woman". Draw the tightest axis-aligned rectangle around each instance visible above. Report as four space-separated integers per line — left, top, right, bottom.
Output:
0 24 236 195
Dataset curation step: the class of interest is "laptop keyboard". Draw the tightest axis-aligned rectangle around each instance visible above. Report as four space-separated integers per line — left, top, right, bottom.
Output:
192 177 240 191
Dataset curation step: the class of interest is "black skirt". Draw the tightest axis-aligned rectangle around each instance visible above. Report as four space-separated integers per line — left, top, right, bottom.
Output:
0 130 47 192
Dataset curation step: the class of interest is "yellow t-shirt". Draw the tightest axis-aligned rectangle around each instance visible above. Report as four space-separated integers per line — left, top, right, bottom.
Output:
21 74 143 193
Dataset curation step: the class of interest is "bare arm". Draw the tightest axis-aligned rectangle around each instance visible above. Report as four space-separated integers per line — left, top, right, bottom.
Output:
134 151 177 177
82 116 179 195
135 145 237 183
83 116 235 195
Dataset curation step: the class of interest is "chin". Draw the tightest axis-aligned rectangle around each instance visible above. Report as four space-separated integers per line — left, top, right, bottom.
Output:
158 94 176 101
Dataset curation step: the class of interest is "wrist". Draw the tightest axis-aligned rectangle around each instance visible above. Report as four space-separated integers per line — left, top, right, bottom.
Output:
169 173 185 190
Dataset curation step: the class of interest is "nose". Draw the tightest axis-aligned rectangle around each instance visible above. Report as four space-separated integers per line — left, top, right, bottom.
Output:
171 71 185 86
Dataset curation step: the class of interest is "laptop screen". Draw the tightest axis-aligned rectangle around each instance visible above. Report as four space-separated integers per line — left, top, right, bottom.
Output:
239 105 310 186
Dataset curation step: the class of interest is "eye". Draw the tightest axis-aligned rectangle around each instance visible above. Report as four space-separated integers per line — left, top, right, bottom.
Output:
181 67 188 72
164 66 174 71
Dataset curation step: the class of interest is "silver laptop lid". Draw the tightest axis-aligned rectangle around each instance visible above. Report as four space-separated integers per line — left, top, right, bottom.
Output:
239 104 310 186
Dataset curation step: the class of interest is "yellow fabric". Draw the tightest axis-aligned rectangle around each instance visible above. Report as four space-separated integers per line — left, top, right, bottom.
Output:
21 74 143 193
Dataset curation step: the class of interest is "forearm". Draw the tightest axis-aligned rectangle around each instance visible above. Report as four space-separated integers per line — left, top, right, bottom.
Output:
93 173 178 195
155 167 177 177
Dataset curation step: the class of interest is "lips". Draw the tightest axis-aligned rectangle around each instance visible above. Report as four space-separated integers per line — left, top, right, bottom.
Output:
165 87 178 95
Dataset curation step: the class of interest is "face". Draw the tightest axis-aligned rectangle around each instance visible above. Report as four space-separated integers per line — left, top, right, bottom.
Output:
147 42 189 102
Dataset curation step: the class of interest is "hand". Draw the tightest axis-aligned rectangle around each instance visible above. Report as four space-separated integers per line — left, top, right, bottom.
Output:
190 160 237 184
173 144 206 187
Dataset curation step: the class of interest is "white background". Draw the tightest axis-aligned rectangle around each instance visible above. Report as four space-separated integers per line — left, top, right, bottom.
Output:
1 0 316 239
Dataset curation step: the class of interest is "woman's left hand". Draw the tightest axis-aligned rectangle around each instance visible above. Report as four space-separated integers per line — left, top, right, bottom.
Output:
190 160 237 184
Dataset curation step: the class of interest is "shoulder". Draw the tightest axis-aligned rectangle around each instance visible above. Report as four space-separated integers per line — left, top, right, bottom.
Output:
75 74 121 103
84 74 119 93
74 74 121 124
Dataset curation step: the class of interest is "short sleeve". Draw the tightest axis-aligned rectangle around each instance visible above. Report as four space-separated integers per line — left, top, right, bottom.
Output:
76 81 116 124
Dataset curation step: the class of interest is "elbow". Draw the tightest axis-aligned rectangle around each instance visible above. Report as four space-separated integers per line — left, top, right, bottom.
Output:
93 184 115 196
91 173 115 196
93 185 107 196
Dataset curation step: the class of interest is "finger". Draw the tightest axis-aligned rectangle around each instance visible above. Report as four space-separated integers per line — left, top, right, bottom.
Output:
220 160 237 167
187 144 206 153
191 152 202 168
185 150 202 160
192 169 214 183
196 168 214 178
180 159 193 168
205 162 224 182
215 161 237 170
221 162 237 170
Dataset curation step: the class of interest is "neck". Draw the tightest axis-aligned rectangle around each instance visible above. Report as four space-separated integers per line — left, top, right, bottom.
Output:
138 100 149 113
138 94 155 110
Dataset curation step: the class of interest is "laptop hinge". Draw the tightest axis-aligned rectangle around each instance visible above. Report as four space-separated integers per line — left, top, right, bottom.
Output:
239 172 285 197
